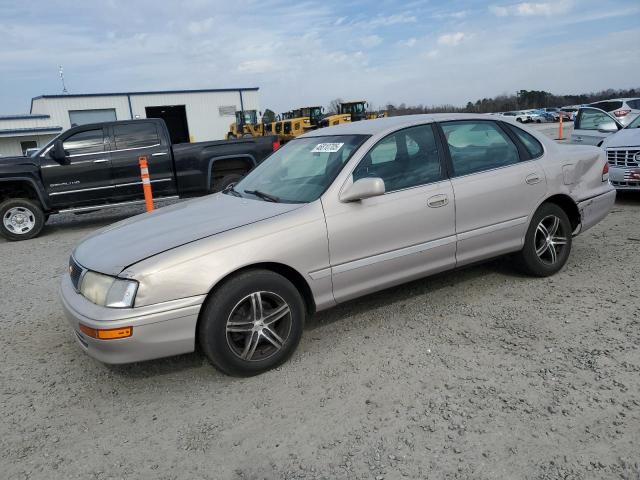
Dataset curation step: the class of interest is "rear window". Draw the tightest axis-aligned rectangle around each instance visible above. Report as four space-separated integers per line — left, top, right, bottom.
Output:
114 122 159 150
626 99 640 109
507 125 544 158
589 101 623 112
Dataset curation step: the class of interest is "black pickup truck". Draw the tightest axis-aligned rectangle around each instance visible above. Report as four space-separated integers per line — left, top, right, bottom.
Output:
0 119 277 240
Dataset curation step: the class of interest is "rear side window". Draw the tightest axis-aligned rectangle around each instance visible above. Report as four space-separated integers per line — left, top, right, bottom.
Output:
113 123 159 150
507 125 544 158
626 99 640 109
441 121 520 177
63 129 105 155
589 101 623 112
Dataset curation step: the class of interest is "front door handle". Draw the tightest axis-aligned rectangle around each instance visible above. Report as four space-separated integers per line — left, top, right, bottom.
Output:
525 174 541 185
93 158 109 164
427 194 448 208
574 136 583 142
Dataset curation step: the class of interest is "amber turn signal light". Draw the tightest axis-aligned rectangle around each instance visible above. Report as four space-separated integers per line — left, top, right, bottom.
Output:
79 324 133 340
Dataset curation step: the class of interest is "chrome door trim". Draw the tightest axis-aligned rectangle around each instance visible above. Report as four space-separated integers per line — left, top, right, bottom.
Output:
332 235 457 275
49 178 172 195
114 178 172 188
58 196 179 213
152 152 168 157
456 216 528 241
308 268 331 280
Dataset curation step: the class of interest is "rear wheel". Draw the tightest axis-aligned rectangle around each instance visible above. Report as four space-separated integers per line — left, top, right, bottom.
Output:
515 203 572 277
226 132 236 140
0 198 45 241
198 270 305 376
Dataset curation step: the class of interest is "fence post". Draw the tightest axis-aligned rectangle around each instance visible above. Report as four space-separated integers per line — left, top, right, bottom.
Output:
138 156 154 212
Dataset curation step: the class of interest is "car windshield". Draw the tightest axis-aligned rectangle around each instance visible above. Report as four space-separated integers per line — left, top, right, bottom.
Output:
626 115 640 129
232 135 368 203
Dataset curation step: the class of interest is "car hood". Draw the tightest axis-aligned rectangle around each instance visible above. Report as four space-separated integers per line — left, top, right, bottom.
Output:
0 155 37 168
601 128 640 149
73 193 304 276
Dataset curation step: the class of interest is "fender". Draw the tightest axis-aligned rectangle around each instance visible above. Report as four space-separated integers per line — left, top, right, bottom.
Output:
206 154 257 190
0 176 51 210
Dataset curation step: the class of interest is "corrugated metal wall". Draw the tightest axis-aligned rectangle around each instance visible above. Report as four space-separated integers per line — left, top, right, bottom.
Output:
31 96 131 130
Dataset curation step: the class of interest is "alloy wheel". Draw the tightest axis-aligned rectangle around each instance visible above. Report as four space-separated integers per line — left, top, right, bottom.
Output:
534 215 568 265
225 291 292 362
3 207 36 235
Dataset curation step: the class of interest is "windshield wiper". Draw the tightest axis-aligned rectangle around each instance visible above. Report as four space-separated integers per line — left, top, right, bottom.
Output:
244 189 280 202
224 185 243 197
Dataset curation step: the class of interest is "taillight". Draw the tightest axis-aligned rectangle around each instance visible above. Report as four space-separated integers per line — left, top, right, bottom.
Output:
272 140 280 151
602 163 609 182
614 109 631 117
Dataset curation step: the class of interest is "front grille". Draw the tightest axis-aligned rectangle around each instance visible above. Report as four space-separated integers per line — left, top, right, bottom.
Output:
607 148 640 167
68 257 85 291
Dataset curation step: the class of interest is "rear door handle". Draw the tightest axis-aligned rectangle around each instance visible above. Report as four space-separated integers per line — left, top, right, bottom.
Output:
525 174 541 185
93 159 109 164
574 136 583 142
427 194 448 208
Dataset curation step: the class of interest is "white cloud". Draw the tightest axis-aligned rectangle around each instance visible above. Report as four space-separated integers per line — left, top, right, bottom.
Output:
489 1 573 17
187 17 215 35
360 34 383 48
367 13 417 27
437 32 467 46
237 59 277 74
334 16 347 26
433 10 469 20
398 37 417 48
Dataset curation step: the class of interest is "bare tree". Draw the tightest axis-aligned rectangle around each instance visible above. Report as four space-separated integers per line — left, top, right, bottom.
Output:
327 98 343 114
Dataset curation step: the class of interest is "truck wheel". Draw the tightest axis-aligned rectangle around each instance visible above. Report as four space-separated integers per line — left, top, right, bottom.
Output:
226 133 236 140
198 269 305 376
0 198 45 241
214 173 244 192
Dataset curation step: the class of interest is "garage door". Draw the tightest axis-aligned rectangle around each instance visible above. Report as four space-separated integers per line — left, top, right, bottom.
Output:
69 109 117 126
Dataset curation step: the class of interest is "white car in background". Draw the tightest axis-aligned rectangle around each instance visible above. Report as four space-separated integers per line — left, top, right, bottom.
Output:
502 111 530 123
571 107 640 191
588 98 640 127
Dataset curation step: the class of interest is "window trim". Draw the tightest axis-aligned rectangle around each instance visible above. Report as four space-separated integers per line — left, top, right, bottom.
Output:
112 122 160 151
348 122 447 195
502 123 545 160
63 127 107 157
434 119 527 179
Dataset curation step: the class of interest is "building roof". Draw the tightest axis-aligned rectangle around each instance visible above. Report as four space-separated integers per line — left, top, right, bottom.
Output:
0 114 50 120
32 87 259 101
0 126 63 136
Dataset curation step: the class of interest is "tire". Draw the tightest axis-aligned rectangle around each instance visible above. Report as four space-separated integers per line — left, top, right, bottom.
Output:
0 198 45 241
226 133 236 140
213 173 244 192
515 203 572 277
516 118 523 123
198 269 306 376
241 133 253 138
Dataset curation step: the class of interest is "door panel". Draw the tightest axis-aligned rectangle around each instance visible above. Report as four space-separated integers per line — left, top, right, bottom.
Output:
108 122 176 200
324 124 456 303
571 107 622 145
439 120 547 266
40 127 113 207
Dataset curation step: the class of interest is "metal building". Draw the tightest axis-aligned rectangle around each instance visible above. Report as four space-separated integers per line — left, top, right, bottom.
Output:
0 87 260 156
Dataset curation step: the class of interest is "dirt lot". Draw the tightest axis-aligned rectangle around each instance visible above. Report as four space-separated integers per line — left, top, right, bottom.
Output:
2 159 640 478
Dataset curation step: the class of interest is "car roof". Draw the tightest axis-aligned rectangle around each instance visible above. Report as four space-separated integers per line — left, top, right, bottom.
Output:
300 113 496 137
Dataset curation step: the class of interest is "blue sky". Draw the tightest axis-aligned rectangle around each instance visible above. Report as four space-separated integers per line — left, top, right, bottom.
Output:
0 0 639 114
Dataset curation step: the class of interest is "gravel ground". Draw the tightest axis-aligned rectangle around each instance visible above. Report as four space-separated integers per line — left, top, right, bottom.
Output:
2 143 640 480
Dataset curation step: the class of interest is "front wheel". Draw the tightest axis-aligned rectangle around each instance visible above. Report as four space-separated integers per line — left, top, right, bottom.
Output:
198 270 306 376
0 198 45 241
515 203 572 277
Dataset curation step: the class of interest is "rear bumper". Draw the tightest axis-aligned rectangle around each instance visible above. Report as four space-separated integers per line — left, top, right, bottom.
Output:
577 188 616 234
60 274 204 364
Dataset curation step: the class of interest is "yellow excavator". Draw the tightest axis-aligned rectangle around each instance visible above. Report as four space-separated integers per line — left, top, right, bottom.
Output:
319 101 387 128
226 110 263 139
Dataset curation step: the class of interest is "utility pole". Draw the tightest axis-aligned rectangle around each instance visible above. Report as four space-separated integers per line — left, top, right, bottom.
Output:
59 65 68 94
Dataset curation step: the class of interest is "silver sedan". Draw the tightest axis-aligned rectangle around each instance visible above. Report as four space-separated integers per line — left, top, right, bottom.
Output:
60 114 615 376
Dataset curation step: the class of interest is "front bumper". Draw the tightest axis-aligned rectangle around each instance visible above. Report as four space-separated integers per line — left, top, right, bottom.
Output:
577 188 616 234
60 274 204 364
609 165 640 191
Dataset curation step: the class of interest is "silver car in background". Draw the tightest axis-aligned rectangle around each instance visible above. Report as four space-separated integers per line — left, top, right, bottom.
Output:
60 114 615 376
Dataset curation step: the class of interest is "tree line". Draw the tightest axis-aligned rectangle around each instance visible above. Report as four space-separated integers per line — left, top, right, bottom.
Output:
375 87 639 115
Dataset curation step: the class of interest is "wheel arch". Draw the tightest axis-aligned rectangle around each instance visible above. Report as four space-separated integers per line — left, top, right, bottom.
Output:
539 194 581 234
206 154 256 190
0 177 49 210
196 262 317 338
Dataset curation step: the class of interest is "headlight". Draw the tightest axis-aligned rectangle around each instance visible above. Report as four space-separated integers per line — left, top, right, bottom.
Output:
80 271 138 308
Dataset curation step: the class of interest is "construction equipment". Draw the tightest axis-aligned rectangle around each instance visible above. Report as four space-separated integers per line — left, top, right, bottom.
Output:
227 110 263 139
319 101 387 128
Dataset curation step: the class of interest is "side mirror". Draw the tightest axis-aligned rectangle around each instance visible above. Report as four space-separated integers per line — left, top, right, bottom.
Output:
340 177 385 202
597 122 619 133
49 140 68 163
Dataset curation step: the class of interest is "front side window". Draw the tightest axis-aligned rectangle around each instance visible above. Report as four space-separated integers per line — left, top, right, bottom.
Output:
234 135 367 203
114 123 159 150
441 121 520 177
575 109 616 130
63 129 104 156
353 124 443 191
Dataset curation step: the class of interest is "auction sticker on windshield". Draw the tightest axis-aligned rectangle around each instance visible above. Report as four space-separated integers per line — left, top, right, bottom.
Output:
311 143 344 153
